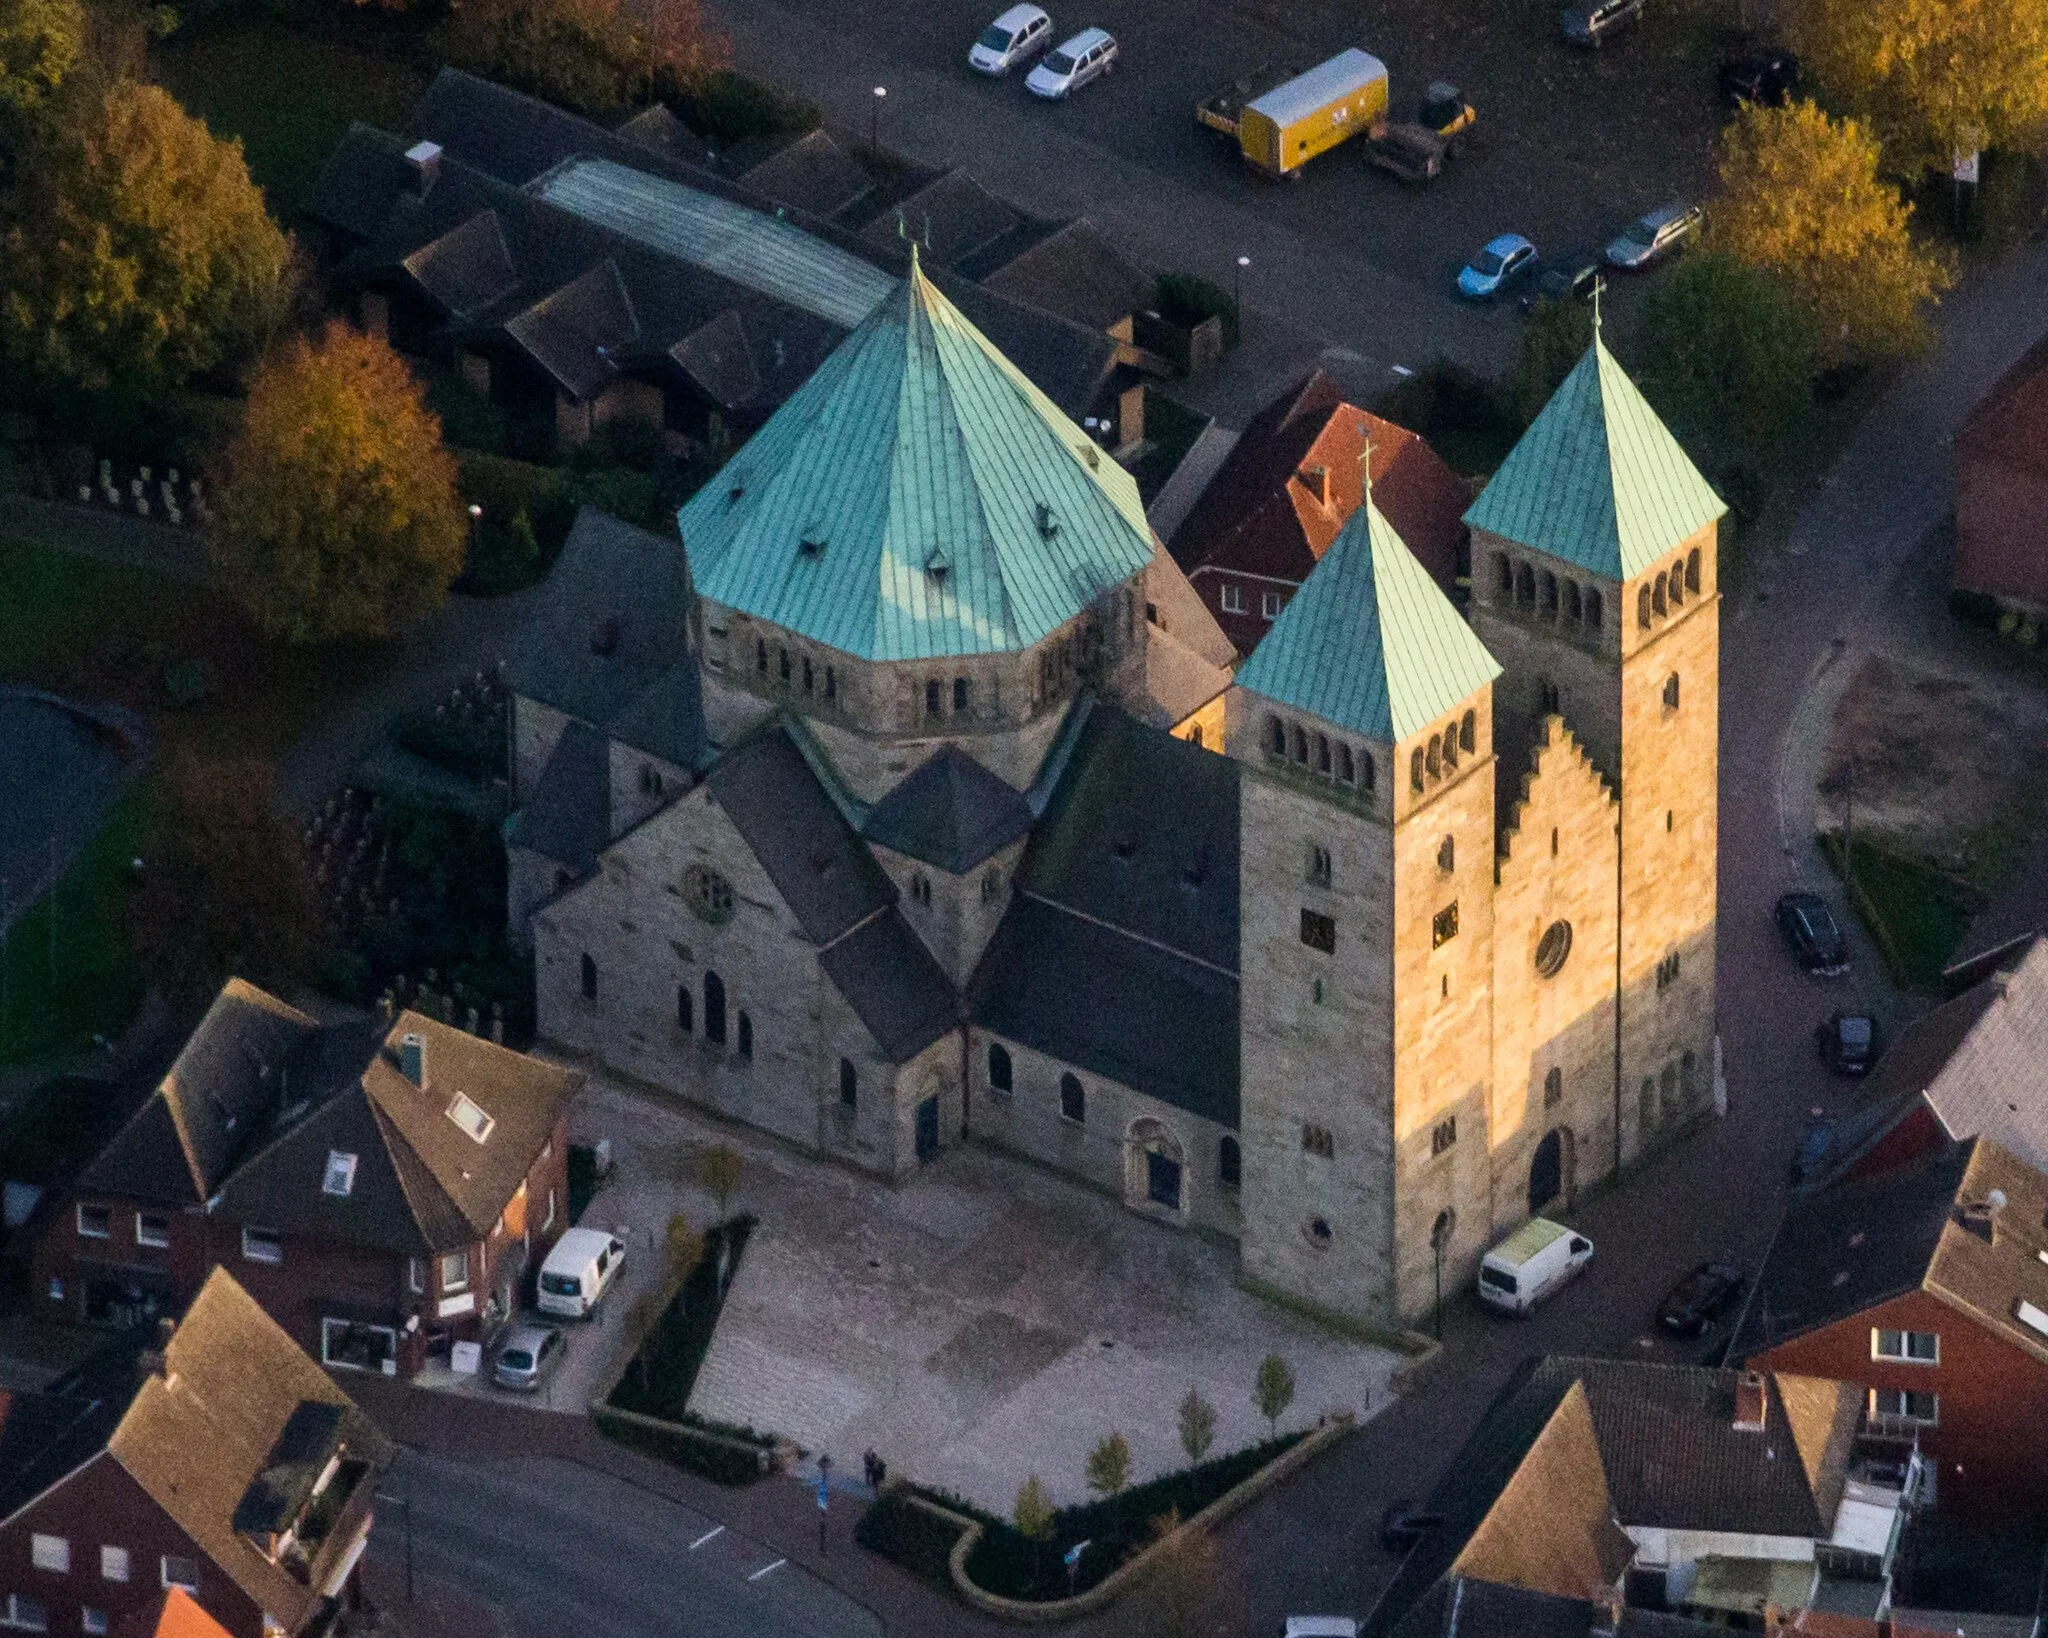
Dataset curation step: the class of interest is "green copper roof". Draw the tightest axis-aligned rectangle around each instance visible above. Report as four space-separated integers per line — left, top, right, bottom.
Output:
1235 497 1501 742
1463 333 1725 581
677 251 1154 662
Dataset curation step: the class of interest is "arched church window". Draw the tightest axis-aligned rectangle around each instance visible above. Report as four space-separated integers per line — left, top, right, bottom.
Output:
755 638 768 673
1653 573 1668 617
841 1058 858 1108
1315 733 1331 774
1515 563 1535 607
1410 748 1425 792
1541 571 1558 615
1544 1066 1563 1108
1494 554 1513 599
988 1042 1012 1092
738 1011 753 1059
1460 710 1476 754
779 646 792 682
1663 673 1680 711
677 985 692 1032
1442 725 1458 769
1219 1136 1241 1189
1060 1073 1085 1123
1359 750 1376 793
954 677 969 713
1638 586 1652 628
1291 725 1309 764
1564 581 1582 622
925 679 942 718
1267 715 1286 756
1337 744 1354 783
1586 588 1604 630
580 953 597 1001
1686 548 1702 595
704 972 727 1044
1426 736 1442 780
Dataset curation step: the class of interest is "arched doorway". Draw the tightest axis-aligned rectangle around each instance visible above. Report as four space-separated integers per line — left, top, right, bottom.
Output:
1528 1127 1576 1214
1125 1118 1187 1216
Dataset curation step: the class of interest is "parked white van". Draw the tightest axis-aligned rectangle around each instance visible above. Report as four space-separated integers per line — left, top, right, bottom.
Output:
537 1227 627 1319
1477 1218 1592 1316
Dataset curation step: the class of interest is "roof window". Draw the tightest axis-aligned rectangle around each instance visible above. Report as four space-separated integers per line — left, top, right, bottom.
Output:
2018 1300 2048 1338
799 527 826 558
322 1151 359 1197
1034 502 1059 541
447 1091 496 1145
926 546 952 584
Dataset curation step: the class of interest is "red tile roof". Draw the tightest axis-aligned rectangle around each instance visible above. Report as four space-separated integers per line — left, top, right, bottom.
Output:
149 1588 234 1638
1959 333 2048 476
1166 370 1469 648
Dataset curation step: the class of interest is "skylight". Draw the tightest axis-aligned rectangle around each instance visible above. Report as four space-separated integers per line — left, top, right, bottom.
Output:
322 1151 358 1197
447 1091 496 1145
2018 1299 2048 1339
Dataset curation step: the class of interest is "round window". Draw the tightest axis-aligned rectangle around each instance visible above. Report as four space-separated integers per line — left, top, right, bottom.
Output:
683 864 735 926
1534 919 1573 978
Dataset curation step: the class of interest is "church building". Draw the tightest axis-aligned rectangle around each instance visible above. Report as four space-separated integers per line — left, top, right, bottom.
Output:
505 253 1723 1329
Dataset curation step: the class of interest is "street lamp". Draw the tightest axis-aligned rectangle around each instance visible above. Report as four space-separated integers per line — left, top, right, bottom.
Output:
1234 254 1251 335
871 86 887 156
466 502 483 564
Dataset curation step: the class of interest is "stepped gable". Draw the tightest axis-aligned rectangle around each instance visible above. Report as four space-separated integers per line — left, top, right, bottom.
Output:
1497 715 1616 863
676 247 1156 663
1465 331 1724 580
1235 491 1500 741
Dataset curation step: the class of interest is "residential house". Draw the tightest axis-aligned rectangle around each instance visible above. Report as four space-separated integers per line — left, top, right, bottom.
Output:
1166 369 1470 655
31 981 582 1378
1955 334 2048 619
304 71 1130 457
1808 936 2048 1189
0 1269 393 1638
1729 1139 2048 1518
1364 1357 1924 1638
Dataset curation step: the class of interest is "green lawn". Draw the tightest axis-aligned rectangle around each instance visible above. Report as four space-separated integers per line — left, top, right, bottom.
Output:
0 782 151 1065
1821 832 1982 992
153 20 432 214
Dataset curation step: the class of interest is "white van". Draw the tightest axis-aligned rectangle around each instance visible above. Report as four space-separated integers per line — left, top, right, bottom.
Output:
536 1227 627 1319
1477 1218 1592 1316
1284 1620 1360 1638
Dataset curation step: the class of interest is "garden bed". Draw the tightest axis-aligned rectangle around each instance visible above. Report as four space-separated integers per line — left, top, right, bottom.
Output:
1820 831 1983 991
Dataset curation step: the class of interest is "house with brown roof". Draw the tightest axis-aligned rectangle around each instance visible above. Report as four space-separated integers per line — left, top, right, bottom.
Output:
31 981 582 1379
1955 334 2048 618
1166 369 1470 656
1364 1357 1923 1638
0 1269 393 1638
1730 1139 2048 1518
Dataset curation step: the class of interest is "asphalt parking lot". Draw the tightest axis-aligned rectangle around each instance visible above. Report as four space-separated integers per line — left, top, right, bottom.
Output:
718 0 1739 365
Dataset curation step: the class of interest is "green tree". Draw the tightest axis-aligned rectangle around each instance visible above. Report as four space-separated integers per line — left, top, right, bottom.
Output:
1177 1387 1216 1465
0 79 291 399
441 0 719 113
698 1143 742 1222
0 0 81 120
1710 100 1952 367
1639 252 1816 466
1085 1431 1131 1520
209 321 467 645
126 752 321 1004
1252 1354 1295 1438
1013 1474 1055 1588
1785 0 2048 172
1515 294 1594 427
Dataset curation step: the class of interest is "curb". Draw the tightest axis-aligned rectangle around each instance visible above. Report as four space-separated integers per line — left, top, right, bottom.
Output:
906 1414 1356 1623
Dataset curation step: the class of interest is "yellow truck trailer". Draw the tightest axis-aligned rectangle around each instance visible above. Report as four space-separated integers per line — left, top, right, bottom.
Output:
1197 49 1389 179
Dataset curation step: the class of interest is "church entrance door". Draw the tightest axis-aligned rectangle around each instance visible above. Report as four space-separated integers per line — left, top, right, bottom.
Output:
915 1095 940 1162
1146 1149 1183 1209
1528 1127 1574 1214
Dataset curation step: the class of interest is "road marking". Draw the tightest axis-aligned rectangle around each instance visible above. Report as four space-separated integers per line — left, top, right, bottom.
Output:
747 1559 787 1582
689 1526 724 1551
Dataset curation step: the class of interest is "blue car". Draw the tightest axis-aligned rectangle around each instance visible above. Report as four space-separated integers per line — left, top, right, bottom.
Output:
1458 234 1539 300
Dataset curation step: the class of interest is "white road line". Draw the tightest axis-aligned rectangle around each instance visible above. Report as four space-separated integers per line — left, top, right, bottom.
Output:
688 1526 724 1551
746 1559 787 1582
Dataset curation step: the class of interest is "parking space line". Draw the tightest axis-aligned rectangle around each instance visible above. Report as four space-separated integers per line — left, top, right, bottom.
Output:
746 1558 787 1582
688 1525 724 1551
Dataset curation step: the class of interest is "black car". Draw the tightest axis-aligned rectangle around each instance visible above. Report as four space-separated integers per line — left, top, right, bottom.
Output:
1775 891 1849 976
1718 50 1799 107
1522 259 1601 313
1379 1500 1442 1554
1656 1260 1746 1337
1816 1011 1878 1075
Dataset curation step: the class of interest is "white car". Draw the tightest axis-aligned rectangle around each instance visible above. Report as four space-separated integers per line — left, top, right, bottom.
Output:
1026 27 1118 99
969 4 1052 74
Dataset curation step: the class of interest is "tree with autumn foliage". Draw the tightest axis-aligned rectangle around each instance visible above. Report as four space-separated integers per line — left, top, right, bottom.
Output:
0 79 290 398
209 322 468 645
0 0 80 123
441 0 720 114
1784 0 2048 173
1709 101 1952 367
128 753 321 1004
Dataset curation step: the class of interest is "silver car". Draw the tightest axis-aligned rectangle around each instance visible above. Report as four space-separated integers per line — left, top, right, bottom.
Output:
1026 27 1117 99
492 1323 566 1391
1605 202 1703 270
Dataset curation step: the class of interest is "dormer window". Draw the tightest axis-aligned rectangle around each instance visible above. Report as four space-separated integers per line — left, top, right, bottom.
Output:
798 527 825 558
1034 502 1059 540
446 1091 495 1145
323 1152 359 1197
926 546 952 584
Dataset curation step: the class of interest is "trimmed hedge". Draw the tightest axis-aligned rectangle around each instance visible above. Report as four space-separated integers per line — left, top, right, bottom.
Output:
854 1491 976 1590
594 1407 773 1486
608 1216 755 1421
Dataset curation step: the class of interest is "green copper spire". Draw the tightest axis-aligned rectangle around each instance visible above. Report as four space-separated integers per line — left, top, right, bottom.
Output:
1236 497 1501 743
677 249 1155 662
1464 332 1725 581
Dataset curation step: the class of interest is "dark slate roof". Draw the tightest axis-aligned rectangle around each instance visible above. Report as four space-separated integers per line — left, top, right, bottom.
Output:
512 507 694 726
211 1008 583 1257
862 745 1033 874
861 169 1026 267
503 257 640 397
81 982 324 1206
607 661 707 771
305 123 416 240
1020 704 1240 973
613 103 712 167
818 911 960 1061
669 308 764 410
107 1271 393 1634
408 67 615 187
401 208 519 318
1728 1142 1973 1362
0 1383 128 1524
706 724 895 945
979 219 1154 335
974 896 1239 1125
742 129 880 221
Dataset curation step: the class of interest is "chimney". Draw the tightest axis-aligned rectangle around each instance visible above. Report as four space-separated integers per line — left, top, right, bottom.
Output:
399 1031 428 1089
1734 1369 1768 1432
403 140 442 197
1298 463 1332 508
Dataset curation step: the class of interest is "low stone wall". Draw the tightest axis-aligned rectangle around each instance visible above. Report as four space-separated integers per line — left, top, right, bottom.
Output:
904 1414 1355 1623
